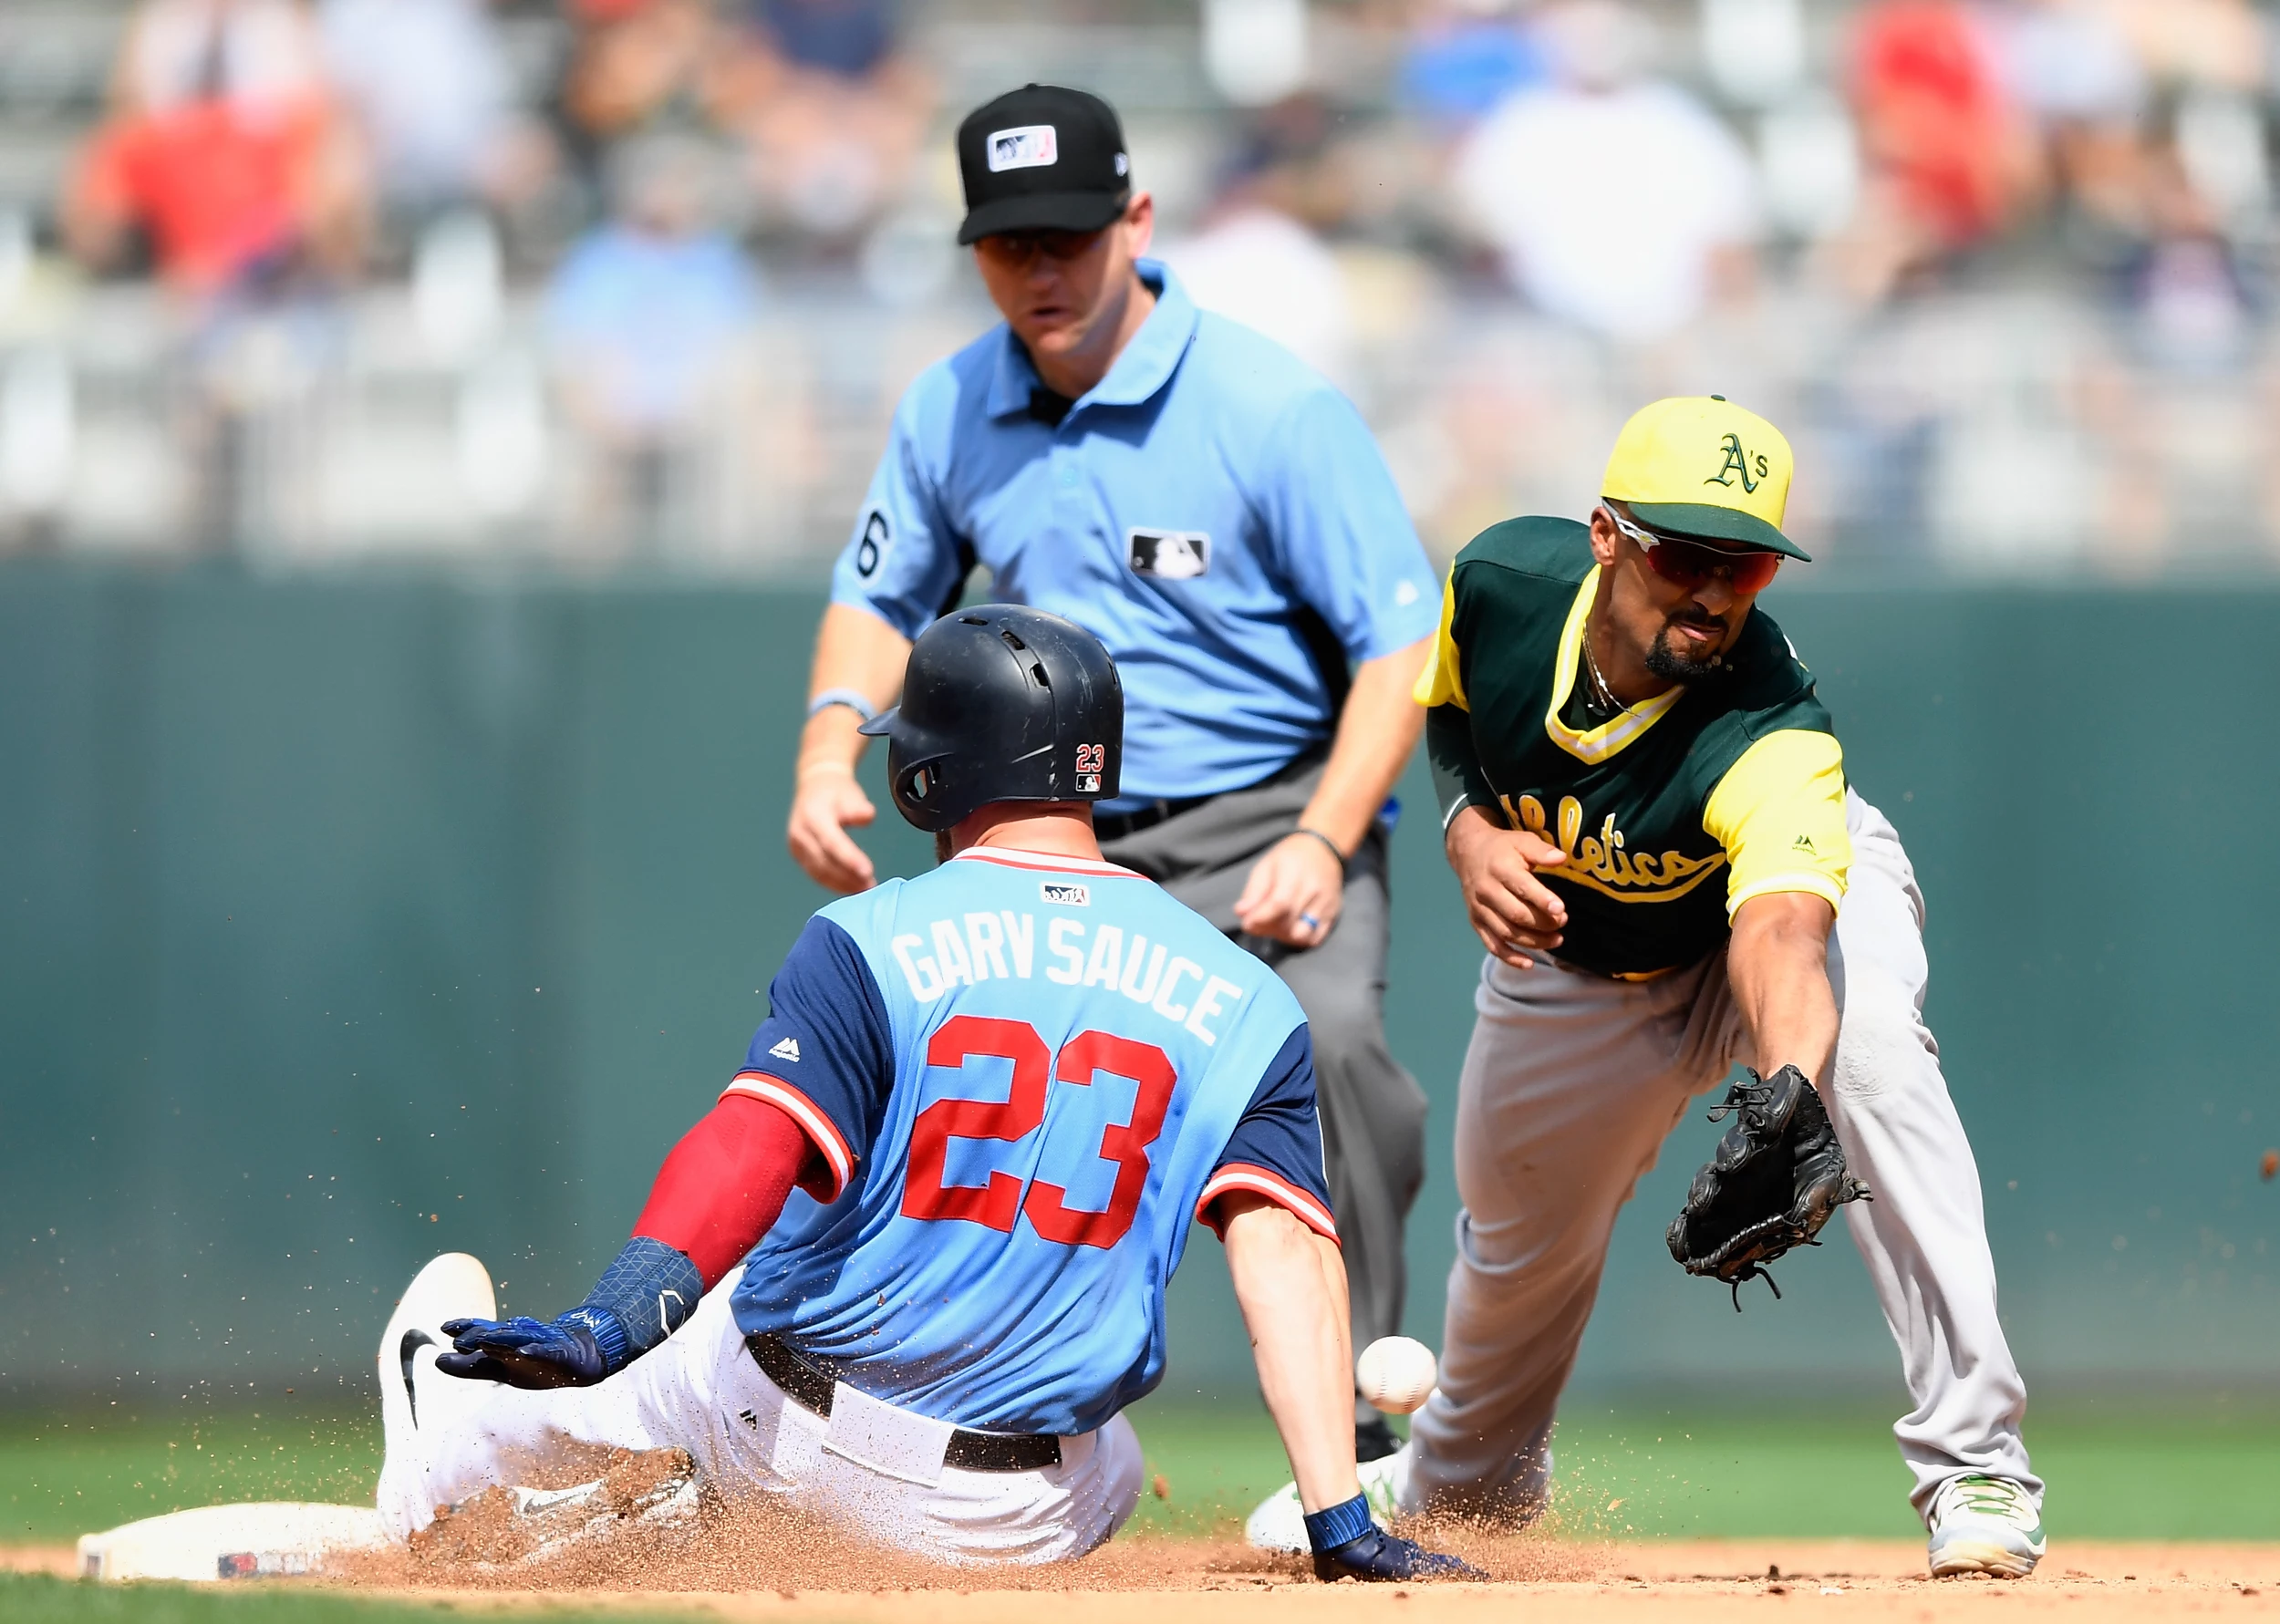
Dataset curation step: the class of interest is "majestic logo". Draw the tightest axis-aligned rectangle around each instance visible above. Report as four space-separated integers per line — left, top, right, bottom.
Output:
1793 833 1818 853
1705 433 1771 495
768 1036 802 1061
986 125 1059 171
1502 793 1726 903
1127 528 1210 579
1041 881 1091 907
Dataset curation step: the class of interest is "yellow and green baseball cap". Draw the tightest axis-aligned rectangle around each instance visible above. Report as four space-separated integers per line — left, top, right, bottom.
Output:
1601 396 1808 561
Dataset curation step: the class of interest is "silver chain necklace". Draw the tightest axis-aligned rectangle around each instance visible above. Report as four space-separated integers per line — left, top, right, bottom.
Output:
1581 626 1630 717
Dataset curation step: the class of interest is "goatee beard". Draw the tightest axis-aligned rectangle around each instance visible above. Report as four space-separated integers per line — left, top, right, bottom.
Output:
1645 623 1736 687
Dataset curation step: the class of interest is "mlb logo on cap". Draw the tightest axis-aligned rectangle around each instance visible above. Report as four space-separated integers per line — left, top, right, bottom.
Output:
957 84 1131 244
987 125 1059 171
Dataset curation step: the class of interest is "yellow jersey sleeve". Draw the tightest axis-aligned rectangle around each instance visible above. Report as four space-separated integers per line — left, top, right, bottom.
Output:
1413 573 1468 709
1701 729 1850 916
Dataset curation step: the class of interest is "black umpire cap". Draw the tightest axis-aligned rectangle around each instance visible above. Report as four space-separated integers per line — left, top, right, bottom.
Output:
956 84 1132 245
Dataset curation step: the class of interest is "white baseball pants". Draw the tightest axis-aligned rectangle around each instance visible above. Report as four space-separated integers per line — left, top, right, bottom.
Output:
386 1285 1145 1565
1405 791 2039 1525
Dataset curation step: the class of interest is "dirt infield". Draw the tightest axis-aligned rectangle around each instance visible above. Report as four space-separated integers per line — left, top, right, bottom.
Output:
11 1536 2280 1619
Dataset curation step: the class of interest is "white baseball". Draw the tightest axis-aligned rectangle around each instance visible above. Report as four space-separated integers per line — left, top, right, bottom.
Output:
1354 1335 1437 1414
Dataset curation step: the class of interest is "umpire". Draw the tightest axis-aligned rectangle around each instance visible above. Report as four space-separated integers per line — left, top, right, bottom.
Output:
784 84 1441 1459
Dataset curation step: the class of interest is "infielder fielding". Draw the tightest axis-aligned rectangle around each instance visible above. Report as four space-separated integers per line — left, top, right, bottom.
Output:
378 607 1469 1577
1249 398 2045 1577
785 85 1442 1459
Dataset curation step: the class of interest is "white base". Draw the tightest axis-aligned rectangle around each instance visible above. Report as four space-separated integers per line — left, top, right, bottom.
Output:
78 1501 389 1583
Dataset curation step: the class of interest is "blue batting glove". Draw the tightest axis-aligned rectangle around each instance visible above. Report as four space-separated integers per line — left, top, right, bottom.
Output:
1304 1494 1482 1582
437 1310 617 1389
431 1236 703 1390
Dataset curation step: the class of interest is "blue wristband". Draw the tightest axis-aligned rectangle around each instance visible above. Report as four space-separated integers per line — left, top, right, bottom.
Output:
806 688 877 724
1303 1493 1376 1554
557 1306 629 1372
576 1236 702 1368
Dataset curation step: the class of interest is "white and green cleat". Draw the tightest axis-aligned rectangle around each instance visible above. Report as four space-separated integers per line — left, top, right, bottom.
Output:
1243 1447 1410 1553
1926 1474 2045 1578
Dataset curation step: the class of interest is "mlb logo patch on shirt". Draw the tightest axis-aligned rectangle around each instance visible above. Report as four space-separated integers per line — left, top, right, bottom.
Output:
1128 528 1211 580
1041 881 1091 907
986 125 1059 171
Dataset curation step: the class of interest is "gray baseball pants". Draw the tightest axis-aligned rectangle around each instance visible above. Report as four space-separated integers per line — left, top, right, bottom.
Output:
1404 791 2039 1524
1100 758 1429 1424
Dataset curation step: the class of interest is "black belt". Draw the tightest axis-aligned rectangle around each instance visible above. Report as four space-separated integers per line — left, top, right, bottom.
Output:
1092 745 1333 845
1092 795 1210 843
745 1333 1062 1474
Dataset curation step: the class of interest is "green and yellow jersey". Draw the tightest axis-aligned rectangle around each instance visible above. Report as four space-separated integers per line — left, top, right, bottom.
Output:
1417 516 1850 978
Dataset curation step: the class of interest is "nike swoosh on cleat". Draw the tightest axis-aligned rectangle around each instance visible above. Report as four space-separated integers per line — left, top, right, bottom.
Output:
400 1329 436 1425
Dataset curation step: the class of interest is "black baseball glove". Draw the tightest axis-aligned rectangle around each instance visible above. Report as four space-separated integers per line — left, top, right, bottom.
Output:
1666 1064 1871 1309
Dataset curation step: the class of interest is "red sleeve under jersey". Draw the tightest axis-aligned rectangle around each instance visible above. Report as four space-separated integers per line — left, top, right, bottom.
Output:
632 1092 816 1286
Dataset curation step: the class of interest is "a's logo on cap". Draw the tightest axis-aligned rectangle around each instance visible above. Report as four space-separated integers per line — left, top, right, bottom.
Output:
987 125 1059 171
1705 431 1770 495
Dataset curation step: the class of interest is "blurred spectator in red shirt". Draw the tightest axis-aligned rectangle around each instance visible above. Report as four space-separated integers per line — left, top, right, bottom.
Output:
65 0 365 291
1832 0 2037 300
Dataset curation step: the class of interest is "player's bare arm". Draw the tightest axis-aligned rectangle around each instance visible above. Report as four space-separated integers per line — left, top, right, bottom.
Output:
1726 891 1840 1084
1234 634 1433 948
1218 1192 1471 1580
1218 1194 1359 1514
788 602 913 894
1442 803 1569 968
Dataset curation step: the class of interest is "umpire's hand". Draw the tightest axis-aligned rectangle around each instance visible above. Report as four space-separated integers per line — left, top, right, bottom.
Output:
1234 832 1345 948
1445 806 1569 968
788 761 879 894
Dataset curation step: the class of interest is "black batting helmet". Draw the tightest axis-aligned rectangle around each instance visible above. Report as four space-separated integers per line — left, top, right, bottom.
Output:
857 605 1122 833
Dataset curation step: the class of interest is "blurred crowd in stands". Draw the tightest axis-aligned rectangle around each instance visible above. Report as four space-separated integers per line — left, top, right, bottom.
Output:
1 0 2278 574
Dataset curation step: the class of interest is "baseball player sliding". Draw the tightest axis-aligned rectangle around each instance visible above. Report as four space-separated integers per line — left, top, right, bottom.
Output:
374 607 1470 1578
1249 398 2045 1578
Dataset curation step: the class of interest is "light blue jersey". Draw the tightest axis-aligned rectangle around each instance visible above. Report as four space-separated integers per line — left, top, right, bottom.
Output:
829 263 1441 804
726 848 1332 1438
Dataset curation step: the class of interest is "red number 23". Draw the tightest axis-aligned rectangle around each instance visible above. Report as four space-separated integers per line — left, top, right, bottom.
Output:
901 1015 1176 1250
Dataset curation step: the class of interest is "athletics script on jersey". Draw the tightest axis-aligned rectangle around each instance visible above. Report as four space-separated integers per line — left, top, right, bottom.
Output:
1503 791 1727 902
888 897 1250 1047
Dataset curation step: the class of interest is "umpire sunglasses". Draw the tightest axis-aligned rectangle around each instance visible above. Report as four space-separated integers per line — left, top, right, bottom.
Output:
972 227 1110 268
1602 503 1782 595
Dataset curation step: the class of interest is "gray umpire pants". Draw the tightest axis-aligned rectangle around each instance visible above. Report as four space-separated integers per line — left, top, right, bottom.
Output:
1404 791 2039 1523
1099 757 1429 1424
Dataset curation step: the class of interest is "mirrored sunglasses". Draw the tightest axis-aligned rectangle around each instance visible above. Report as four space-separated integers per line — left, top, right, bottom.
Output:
974 229 1107 267
1603 504 1781 595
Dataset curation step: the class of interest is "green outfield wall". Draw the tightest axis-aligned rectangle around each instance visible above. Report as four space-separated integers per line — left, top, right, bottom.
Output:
0 567 2273 1406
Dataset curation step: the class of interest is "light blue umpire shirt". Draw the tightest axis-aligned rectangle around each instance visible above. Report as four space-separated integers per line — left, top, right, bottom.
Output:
830 261 1441 806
